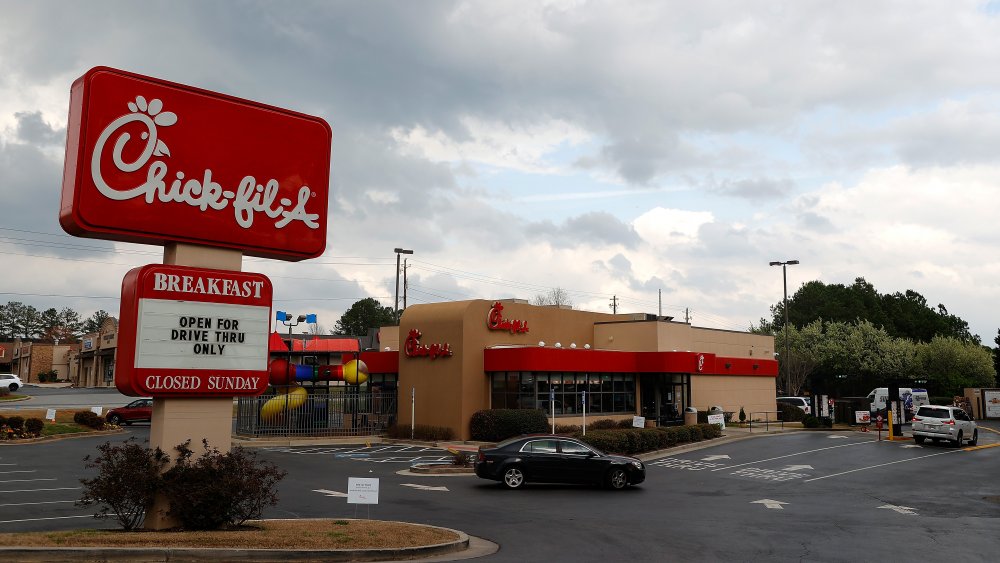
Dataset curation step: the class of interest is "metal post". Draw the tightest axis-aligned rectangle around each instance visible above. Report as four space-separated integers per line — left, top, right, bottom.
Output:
769 260 799 393
394 252 401 323
410 387 415 440
582 389 587 436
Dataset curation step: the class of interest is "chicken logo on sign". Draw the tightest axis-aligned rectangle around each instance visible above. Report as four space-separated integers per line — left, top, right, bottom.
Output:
91 95 321 231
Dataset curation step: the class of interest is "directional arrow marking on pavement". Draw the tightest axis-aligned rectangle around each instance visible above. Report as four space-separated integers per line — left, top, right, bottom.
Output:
313 489 348 498
702 455 731 461
781 464 813 471
751 499 788 510
828 435 849 439
878 504 917 515
401 483 450 491
900 444 922 449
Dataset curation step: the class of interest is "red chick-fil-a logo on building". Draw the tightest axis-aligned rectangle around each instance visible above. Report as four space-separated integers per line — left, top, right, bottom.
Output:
404 329 453 360
487 302 529 334
60 67 332 261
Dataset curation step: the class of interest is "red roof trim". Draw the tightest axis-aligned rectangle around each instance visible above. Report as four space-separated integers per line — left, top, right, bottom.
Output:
483 347 777 377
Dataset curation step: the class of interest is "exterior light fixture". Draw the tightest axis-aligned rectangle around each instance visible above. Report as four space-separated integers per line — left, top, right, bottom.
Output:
393 247 414 324
554 342 562 348
769 259 800 390
570 343 577 349
584 344 591 350
538 341 545 347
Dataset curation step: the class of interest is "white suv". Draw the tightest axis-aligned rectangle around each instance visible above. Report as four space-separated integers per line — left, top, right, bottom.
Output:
776 397 811 415
912 405 977 447
0 373 23 392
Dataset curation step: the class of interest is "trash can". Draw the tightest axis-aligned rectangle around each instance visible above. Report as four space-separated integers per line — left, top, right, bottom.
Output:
684 406 698 426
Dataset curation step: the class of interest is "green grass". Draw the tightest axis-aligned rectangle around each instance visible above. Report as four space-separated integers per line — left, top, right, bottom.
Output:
0 394 28 402
41 423 91 437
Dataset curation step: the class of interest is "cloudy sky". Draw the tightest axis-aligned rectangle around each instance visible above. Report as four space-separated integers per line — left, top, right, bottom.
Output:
2 0 999 341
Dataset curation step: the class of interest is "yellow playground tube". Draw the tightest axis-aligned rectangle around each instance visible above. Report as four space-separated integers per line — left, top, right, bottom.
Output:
260 385 308 422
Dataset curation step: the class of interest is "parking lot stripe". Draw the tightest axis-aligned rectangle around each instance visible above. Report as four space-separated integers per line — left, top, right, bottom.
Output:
0 487 79 493
0 500 76 507
0 514 94 524
0 470 35 475
0 478 56 484
711 440 873 472
804 449 961 482
963 443 1000 451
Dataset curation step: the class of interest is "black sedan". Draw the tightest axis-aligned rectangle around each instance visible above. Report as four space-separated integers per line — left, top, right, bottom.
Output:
474 435 645 490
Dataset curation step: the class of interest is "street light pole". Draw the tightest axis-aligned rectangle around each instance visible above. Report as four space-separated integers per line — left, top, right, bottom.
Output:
393 248 413 324
769 260 799 393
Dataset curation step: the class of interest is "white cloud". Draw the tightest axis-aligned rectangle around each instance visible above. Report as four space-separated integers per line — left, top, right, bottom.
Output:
632 207 715 247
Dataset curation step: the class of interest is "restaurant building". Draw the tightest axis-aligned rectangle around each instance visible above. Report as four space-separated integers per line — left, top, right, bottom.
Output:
372 299 778 441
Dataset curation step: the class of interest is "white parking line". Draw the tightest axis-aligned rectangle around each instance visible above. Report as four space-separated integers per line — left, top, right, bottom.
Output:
0 500 76 507
0 478 56 484
0 487 80 493
711 441 873 472
804 449 961 482
0 514 95 524
0 470 35 475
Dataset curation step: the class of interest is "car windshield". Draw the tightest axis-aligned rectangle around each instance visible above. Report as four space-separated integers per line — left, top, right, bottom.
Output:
917 407 951 419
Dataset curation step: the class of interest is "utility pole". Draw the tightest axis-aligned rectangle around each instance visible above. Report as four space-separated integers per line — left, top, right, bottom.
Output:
403 258 409 310
609 295 619 314
658 289 661 318
685 308 690 323
393 248 413 324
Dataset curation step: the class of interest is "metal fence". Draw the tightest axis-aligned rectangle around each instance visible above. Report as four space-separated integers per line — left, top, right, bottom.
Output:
235 391 397 438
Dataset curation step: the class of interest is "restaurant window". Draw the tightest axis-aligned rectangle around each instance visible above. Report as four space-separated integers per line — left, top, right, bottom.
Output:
488 371 636 415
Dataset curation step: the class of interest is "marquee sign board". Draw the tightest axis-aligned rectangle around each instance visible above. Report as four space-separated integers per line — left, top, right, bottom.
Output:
116 264 272 397
59 66 332 261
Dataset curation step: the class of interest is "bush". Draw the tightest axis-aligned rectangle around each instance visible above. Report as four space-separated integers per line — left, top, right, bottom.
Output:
802 415 821 428
0 414 6 426
6 416 24 431
778 403 807 422
588 419 620 430
385 424 455 441
698 423 722 439
451 450 471 467
688 425 703 442
469 409 549 442
161 440 287 530
739 406 746 422
25 418 44 435
73 411 105 429
554 424 581 434
577 424 721 455
78 439 169 530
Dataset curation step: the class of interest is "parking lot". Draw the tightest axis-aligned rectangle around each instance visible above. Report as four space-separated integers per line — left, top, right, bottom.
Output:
3 424 999 561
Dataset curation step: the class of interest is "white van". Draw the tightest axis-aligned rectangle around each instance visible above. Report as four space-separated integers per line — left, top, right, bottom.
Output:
867 387 929 419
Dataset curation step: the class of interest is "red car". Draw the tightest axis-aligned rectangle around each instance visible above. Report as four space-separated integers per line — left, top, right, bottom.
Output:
106 398 153 426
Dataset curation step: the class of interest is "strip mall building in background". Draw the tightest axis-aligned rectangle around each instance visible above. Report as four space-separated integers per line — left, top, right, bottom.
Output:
372 299 778 441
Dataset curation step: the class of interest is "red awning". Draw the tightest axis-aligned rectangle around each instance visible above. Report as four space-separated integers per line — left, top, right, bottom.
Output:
268 332 360 353
268 331 289 353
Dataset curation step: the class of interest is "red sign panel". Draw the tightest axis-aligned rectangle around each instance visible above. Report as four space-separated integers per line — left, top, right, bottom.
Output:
116 264 273 397
60 67 331 261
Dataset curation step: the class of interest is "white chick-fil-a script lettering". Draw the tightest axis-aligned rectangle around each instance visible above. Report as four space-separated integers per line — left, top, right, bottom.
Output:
89 95 319 230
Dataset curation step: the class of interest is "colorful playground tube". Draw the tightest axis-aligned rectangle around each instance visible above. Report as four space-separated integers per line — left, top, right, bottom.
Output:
259 358 369 422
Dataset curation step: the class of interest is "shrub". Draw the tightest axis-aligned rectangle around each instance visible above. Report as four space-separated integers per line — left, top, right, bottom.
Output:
73 411 105 429
739 406 746 422
161 440 287 530
778 403 807 422
451 450 471 467
688 425 703 442
385 424 455 441
469 409 549 442
25 418 44 436
0 414 6 426
802 415 821 428
78 439 169 531
696 410 708 424
698 423 722 439
588 419 620 430
6 416 24 431
554 424 581 434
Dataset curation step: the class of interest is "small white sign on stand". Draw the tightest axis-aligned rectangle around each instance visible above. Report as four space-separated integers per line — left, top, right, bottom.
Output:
347 477 380 505
45 409 57 421
632 416 645 428
90 406 103 416
855 411 871 424
707 413 726 428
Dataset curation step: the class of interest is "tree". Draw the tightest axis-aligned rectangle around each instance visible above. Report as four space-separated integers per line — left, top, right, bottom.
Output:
83 310 111 334
39 307 83 343
532 287 573 307
333 298 395 336
915 336 997 396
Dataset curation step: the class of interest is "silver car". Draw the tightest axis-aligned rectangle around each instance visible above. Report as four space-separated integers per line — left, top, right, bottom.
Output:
911 405 977 447
0 373 22 392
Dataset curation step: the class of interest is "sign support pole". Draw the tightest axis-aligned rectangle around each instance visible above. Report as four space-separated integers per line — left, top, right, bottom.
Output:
582 390 587 436
551 388 556 434
411 387 415 440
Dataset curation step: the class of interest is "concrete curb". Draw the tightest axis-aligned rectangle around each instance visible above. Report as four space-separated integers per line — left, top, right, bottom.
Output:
0 520 475 562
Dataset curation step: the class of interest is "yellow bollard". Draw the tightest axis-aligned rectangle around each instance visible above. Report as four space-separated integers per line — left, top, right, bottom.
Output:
888 410 894 441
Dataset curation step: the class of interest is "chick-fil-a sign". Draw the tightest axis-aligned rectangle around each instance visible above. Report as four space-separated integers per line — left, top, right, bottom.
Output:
116 264 272 397
487 302 529 334
404 329 453 360
60 67 331 261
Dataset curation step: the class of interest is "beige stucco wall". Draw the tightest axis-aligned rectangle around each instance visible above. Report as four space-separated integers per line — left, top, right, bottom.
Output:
691 374 777 420
594 321 774 358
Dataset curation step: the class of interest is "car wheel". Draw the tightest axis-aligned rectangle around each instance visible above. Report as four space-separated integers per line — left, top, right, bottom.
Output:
607 468 628 490
914 436 925 444
107 414 122 426
969 430 978 446
502 466 525 489
8 383 17 392
953 430 963 448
